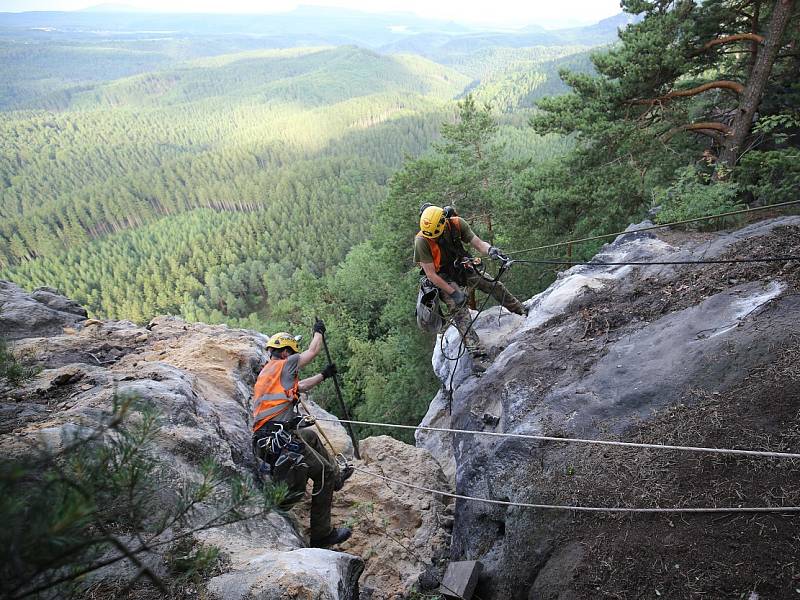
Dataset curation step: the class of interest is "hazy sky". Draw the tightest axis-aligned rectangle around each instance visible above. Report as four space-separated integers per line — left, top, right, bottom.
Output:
0 0 624 28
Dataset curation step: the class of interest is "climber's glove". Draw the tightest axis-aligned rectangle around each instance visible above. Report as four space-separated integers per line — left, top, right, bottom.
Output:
488 246 510 263
450 289 467 308
321 363 337 380
312 319 326 335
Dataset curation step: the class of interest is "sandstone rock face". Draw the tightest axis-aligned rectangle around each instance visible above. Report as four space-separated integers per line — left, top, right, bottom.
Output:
1 289 449 599
331 436 452 598
421 217 800 599
0 280 87 340
417 309 524 484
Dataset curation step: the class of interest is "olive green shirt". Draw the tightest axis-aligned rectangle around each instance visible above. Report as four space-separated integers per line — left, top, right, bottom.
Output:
413 217 475 264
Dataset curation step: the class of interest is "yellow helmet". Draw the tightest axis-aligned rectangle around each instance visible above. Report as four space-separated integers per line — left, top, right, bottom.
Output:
266 332 300 353
420 205 446 239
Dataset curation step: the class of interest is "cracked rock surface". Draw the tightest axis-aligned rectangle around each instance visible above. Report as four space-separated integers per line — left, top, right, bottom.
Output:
419 217 800 600
1 284 449 600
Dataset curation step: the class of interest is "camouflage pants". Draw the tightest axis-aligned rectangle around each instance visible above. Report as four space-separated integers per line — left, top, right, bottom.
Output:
439 270 525 351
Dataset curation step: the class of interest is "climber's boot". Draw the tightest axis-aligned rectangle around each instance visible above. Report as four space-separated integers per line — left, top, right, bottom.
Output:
505 298 527 317
334 464 354 491
467 344 488 375
310 527 352 548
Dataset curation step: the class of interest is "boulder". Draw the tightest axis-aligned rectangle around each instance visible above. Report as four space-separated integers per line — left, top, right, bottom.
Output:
208 548 364 600
0 281 87 340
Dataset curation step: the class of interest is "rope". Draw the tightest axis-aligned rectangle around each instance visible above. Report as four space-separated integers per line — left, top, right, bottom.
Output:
354 465 800 514
511 256 800 267
505 200 800 256
437 262 510 415
309 448 326 497
298 398 340 461
437 262 487 362
315 418 800 460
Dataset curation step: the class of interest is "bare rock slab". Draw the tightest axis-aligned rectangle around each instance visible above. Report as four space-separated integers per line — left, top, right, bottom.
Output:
0 281 86 340
207 548 364 600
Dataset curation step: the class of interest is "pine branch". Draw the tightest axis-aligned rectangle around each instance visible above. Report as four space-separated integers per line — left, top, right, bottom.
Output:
662 122 733 143
692 33 766 55
630 81 745 106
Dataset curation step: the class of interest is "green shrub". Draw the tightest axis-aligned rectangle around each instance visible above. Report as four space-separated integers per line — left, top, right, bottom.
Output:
737 148 800 206
166 537 223 582
0 337 40 385
0 394 283 599
654 166 744 229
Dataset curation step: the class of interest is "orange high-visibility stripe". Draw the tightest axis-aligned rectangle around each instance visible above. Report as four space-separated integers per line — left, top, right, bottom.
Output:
252 359 299 432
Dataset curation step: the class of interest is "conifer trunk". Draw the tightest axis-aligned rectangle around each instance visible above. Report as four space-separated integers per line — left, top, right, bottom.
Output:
748 0 763 78
718 0 794 172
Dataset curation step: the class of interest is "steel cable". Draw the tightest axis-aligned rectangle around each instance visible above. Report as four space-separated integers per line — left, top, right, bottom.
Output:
315 417 800 460
510 256 800 267
504 200 800 256
353 465 800 514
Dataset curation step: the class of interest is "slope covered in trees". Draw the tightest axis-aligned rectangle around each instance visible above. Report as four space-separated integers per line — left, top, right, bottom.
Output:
5 1 796 442
457 47 596 112
0 46 469 268
2 89 570 440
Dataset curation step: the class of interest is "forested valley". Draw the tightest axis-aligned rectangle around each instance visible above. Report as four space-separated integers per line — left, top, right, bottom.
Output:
2 0 798 439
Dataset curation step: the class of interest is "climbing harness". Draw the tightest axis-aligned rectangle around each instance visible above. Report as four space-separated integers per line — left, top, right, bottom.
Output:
253 421 308 486
415 257 487 335
252 416 340 501
454 255 483 274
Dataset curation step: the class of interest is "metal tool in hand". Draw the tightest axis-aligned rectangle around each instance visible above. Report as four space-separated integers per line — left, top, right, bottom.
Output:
315 317 361 459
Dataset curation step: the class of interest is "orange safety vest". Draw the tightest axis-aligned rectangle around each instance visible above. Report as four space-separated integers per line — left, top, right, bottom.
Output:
416 218 462 272
252 359 299 432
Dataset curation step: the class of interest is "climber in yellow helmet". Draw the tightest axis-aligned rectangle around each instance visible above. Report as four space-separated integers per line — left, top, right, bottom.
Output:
251 320 352 548
415 204 527 357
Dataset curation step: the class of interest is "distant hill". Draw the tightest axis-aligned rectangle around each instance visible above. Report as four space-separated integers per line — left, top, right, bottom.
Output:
0 6 628 109
448 46 595 112
0 7 629 51
554 11 642 44
378 12 630 58
38 45 469 110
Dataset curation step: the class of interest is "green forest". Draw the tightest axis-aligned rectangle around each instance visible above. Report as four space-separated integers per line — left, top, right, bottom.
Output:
2 0 799 440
